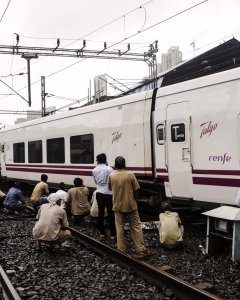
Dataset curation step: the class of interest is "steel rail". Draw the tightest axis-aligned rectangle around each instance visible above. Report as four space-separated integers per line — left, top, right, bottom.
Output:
0 265 21 300
68 227 221 300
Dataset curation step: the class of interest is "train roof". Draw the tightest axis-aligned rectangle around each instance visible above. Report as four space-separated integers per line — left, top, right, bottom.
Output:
1 63 240 134
121 38 240 96
0 88 153 133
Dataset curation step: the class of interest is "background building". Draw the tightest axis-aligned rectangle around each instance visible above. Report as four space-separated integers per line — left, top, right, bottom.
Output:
158 46 183 72
15 106 56 124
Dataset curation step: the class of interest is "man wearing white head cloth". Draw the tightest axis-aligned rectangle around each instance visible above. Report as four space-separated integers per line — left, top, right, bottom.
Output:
33 193 71 251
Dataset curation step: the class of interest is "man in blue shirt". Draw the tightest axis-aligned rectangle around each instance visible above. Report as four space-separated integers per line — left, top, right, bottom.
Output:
3 182 25 212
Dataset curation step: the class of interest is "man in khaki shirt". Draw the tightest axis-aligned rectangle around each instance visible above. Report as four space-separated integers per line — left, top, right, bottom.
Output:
108 156 149 256
30 174 49 208
158 201 183 249
65 177 90 225
0 189 6 208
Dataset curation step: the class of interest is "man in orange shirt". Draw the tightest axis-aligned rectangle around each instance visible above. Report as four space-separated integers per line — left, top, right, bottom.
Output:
108 156 149 257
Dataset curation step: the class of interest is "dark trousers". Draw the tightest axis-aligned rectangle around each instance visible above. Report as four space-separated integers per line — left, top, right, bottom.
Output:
4 202 24 212
74 212 89 225
96 192 116 237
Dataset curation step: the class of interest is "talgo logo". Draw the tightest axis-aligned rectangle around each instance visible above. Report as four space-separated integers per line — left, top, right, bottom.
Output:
112 131 122 143
200 121 218 138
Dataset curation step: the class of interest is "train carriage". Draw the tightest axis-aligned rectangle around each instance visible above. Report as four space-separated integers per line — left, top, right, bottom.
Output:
1 66 240 208
0 91 153 188
154 66 240 206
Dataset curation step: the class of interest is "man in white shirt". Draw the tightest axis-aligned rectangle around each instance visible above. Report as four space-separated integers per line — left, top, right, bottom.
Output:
56 182 68 209
92 153 116 238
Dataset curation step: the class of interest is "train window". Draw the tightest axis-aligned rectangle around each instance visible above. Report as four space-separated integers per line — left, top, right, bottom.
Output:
70 134 94 164
171 123 185 142
13 142 25 163
28 140 42 163
47 137 65 163
156 124 165 145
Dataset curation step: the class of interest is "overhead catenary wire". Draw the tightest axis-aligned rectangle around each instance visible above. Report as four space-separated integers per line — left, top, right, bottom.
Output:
0 0 209 103
0 0 11 24
17 0 154 46
45 95 88 115
0 72 26 78
0 78 28 104
105 74 130 90
46 93 85 102
2 0 154 85
0 109 42 115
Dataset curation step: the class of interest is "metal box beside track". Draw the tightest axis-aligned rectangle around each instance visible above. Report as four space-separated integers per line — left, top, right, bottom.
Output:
203 206 240 262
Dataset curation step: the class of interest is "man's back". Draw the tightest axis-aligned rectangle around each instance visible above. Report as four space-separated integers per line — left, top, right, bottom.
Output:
93 164 113 194
33 203 68 241
67 186 90 215
31 181 49 202
109 170 139 212
4 187 22 207
159 211 183 245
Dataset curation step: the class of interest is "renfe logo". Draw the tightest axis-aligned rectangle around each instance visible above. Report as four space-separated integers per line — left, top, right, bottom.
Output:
112 131 122 143
209 153 231 164
200 121 218 138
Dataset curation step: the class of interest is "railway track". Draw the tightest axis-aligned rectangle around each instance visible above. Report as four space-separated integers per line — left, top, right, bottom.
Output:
0 222 221 300
0 226 221 300
0 265 21 300
1 209 238 299
68 227 221 300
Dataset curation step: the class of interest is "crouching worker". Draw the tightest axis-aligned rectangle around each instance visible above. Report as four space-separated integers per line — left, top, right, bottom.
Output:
30 174 49 211
65 177 90 226
33 193 71 252
0 189 6 209
158 201 184 249
3 182 26 213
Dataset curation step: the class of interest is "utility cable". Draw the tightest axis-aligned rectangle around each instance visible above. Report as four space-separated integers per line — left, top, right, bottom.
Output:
0 0 208 103
20 0 208 90
105 74 130 90
0 0 11 24
9 0 155 75
45 96 88 115
18 0 154 46
0 78 28 103
138 6 147 32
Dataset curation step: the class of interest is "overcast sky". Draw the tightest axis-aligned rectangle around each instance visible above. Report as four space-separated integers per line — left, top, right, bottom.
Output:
0 0 239 125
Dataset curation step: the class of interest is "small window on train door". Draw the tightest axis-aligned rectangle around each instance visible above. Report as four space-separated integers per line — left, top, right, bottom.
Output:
70 134 94 164
171 123 185 142
156 124 165 145
28 140 42 163
47 137 65 163
13 142 25 163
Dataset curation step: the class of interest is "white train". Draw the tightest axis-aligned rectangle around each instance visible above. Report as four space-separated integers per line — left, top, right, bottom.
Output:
1 66 240 208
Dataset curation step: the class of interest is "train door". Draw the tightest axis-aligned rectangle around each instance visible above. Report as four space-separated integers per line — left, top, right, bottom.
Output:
166 102 193 198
